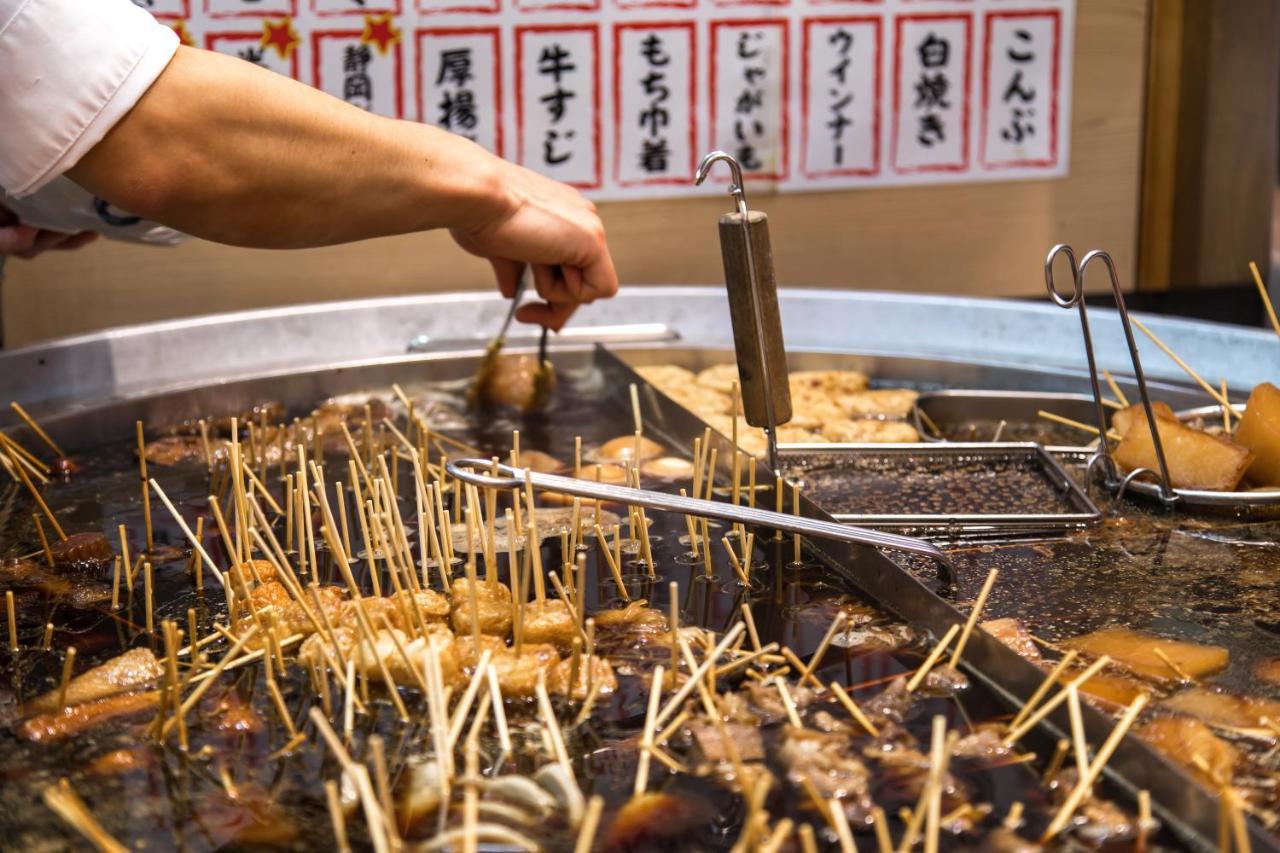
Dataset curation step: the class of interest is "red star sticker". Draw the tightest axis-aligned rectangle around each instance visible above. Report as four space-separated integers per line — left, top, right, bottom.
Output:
261 18 300 61
170 19 195 48
360 13 401 56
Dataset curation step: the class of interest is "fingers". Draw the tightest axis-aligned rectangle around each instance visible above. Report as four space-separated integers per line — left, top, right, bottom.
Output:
54 232 98 251
516 300 576 332
0 225 39 255
489 257 525 298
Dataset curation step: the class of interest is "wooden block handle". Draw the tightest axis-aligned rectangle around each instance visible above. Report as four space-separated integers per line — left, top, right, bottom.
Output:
717 210 793 429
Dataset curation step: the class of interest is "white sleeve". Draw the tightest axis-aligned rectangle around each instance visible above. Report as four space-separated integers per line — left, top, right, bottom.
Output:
0 0 179 197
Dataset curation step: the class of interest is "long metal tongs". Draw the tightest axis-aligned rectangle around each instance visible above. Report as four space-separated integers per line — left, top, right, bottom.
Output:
1044 245 1176 504
447 458 957 585
466 274 530 409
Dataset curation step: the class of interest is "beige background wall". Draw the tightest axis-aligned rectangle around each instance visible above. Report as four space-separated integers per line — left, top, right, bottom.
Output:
2 0 1148 348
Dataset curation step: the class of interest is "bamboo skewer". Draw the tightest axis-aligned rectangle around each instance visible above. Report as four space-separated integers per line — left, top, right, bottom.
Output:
143 562 154 634
7 590 18 651
149 479 227 590
1249 260 1280 339
42 778 128 853
135 421 154 551
32 513 53 566
9 402 64 458
950 569 998 666
1131 318 1243 418
800 612 847 683
0 433 50 484
325 780 351 853
4 442 66 539
1066 685 1089 784
575 795 605 853
1103 370 1130 407
593 524 630 602
56 646 76 711
633 663 665 796
905 623 960 693
1040 693 1149 841
1004 655 1112 746
1008 650 1079 731
1037 410 1121 442
831 682 880 736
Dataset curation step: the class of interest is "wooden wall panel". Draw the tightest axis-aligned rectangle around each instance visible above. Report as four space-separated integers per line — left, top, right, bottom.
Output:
2 0 1149 348
1139 0 1279 292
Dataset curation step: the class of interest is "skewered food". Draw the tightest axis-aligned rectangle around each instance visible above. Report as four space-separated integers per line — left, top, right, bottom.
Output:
26 647 163 714
839 388 919 418
597 434 664 462
1137 716 1237 786
640 455 696 479
48 531 115 576
1109 401 1177 436
822 419 920 443
789 369 870 396
1233 381 1280 486
1112 413 1254 490
1061 627 1229 681
17 690 162 743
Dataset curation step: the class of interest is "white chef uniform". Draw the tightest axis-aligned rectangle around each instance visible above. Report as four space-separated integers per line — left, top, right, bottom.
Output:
0 0 185 244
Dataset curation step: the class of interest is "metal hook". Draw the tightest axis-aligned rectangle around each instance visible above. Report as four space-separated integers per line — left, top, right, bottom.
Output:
695 150 751 219
693 150 783 476
1078 250 1177 505
1044 244 1115 484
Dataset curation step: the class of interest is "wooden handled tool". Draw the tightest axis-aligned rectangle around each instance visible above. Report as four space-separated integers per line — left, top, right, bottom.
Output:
695 151 792 473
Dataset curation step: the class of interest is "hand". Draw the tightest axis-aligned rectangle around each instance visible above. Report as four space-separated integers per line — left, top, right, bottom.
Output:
0 206 98 259
449 159 618 331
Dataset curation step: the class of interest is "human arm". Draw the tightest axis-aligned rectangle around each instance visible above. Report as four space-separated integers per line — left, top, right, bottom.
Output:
66 45 616 328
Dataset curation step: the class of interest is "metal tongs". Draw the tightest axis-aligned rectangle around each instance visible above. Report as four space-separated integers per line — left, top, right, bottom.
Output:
447 459 957 584
1045 245 1177 504
466 274 555 411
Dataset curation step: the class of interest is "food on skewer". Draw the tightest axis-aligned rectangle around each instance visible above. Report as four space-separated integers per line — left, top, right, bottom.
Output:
788 369 870 396
26 647 163 714
640 455 696 479
1137 716 1237 787
47 531 116 577
1111 410 1254 490
821 419 920 443
644 362 922 450
1233 381 1280 486
596 434 664 462
17 691 163 743
1061 627 1229 681
839 388 919 418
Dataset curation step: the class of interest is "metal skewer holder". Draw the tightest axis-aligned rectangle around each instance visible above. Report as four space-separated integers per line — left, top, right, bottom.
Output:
694 151 793 477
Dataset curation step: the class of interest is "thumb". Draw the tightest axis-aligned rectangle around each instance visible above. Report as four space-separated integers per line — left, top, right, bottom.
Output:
0 225 39 255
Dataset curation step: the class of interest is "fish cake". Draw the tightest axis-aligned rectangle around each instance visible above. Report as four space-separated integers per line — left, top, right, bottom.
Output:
838 389 919 418
789 369 869 396
696 364 743 394
821 419 919 443
634 364 697 390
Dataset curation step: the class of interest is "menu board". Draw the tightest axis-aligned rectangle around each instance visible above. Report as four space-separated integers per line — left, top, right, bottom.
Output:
145 0 1074 199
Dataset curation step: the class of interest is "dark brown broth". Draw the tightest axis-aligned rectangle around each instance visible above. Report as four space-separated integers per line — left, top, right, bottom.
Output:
0 366 1181 851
